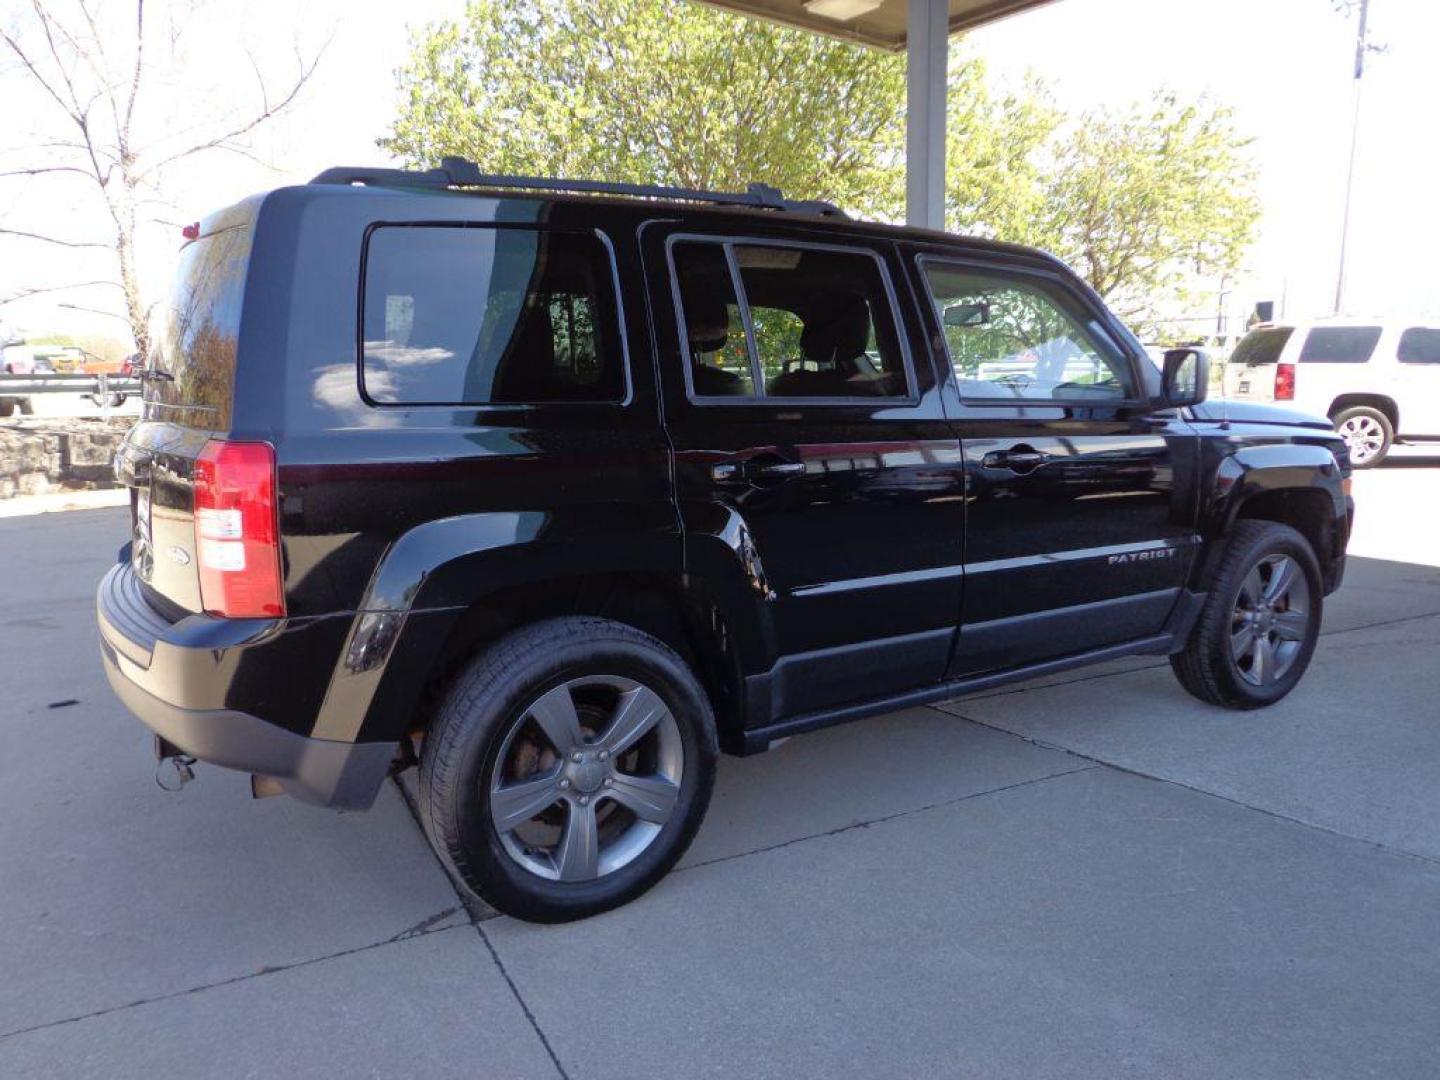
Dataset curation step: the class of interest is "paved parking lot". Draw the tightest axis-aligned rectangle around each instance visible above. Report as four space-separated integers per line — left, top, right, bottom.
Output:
2 458 1438 1078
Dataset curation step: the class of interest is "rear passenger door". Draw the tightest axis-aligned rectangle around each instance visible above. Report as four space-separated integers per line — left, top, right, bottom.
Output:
909 249 1200 676
642 223 966 720
1396 326 1440 435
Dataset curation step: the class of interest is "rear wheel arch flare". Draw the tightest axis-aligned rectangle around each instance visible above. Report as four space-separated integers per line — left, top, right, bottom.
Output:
1328 393 1398 430
408 572 744 749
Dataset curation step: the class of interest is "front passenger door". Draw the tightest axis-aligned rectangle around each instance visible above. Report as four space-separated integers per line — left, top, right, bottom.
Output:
913 252 1200 677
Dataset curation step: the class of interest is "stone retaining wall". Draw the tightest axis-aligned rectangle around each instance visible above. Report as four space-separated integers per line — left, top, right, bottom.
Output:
0 418 133 498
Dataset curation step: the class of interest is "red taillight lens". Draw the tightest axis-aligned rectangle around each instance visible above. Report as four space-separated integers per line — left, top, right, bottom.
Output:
192 441 285 618
1274 362 1296 401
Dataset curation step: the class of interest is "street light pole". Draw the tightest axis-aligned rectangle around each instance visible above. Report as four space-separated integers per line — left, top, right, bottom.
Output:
1333 0 1370 315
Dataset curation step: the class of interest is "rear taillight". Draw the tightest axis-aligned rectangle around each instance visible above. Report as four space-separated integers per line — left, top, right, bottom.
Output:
192 441 285 618
1275 362 1295 401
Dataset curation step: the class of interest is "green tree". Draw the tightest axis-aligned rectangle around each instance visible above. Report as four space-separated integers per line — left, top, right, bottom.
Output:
383 0 905 216
1031 94 1260 329
384 1 1260 331
382 0 1045 224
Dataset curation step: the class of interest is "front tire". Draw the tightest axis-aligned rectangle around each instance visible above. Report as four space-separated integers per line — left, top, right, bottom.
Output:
1171 521 1323 709
419 616 717 923
1333 405 1392 468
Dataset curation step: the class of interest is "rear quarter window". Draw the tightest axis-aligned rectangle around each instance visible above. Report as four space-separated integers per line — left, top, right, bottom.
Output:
1397 327 1440 364
361 225 626 406
1298 326 1381 364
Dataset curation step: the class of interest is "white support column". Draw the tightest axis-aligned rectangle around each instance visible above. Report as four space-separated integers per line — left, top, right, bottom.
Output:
906 0 948 230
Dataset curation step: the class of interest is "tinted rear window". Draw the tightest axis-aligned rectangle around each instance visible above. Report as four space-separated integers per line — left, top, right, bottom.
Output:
361 226 624 406
148 200 258 429
1298 326 1381 363
1398 327 1440 364
1230 327 1293 367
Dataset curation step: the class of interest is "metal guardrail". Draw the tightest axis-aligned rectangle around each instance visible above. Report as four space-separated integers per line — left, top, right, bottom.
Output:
0 373 142 396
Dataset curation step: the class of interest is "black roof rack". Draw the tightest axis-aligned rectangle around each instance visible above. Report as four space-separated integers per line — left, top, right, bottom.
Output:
309 156 846 217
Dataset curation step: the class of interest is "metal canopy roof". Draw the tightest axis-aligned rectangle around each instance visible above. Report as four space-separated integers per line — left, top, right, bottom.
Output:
692 0 1057 50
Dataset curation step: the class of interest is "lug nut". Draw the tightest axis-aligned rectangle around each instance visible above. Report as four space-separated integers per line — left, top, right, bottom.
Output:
559 778 571 789
579 795 589 806
572 752 583 763
598 750 608 761
604 778 613 788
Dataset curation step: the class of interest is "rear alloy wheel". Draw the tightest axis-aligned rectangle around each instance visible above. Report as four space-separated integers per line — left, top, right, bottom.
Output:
489 675 684 883
1333 405 1392 468
420 616 717 923
1171 520 1323 709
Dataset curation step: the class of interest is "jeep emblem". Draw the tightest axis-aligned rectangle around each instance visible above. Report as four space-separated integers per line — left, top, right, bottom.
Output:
166 545 191 566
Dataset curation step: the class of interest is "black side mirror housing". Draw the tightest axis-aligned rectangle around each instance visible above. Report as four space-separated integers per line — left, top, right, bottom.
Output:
1161 347 1209 408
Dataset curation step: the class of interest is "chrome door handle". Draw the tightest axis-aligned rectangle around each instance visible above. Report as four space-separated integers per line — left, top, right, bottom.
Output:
710 458 806 484
747 460 806 480
982 448 1050 473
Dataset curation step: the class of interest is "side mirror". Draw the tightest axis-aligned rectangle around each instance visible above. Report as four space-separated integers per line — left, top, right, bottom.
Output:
1161 347 1209 408
943 302 990 328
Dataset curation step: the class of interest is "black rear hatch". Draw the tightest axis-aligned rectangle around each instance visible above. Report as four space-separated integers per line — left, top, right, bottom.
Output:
116 197 259 616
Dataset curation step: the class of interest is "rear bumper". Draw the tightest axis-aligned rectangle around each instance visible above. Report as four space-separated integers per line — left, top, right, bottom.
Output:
97 562 392 809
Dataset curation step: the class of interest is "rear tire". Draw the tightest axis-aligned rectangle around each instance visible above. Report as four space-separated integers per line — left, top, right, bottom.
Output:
1170 521 1323 709
1332 405 1392 468
419 616 717 923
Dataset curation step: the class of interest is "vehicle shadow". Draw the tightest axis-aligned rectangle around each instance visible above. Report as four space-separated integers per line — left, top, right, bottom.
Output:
691 552 1440 868
1377 453 1440 469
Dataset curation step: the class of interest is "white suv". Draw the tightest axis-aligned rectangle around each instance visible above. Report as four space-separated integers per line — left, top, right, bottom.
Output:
1224 319 1440 467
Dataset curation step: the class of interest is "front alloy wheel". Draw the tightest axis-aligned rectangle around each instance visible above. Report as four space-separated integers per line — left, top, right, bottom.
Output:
1229 554 1311 688
1170 520 1323 709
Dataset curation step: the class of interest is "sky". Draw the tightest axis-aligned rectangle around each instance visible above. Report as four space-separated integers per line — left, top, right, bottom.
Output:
1 0 1434 346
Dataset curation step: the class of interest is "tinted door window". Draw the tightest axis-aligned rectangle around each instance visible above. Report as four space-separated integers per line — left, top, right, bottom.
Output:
671 242 755 396
670 240 910 401
1398 327 1440 364
1298 326 1381 364
362 226 624 405
921 265 1134 402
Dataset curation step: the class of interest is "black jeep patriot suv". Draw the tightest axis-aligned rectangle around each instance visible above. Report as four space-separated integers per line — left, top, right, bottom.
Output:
98 159 1352 922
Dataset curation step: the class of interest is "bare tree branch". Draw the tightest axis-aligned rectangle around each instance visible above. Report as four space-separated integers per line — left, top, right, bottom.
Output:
0 164 94 179
0 226 109 249
136 32 331 180
1 279 121 305
58 301 133 323
121 0 144 138
0 25 81 127
1 0 329 355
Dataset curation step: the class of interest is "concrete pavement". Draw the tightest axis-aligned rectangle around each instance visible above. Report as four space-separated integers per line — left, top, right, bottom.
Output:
1 462 1437 1078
